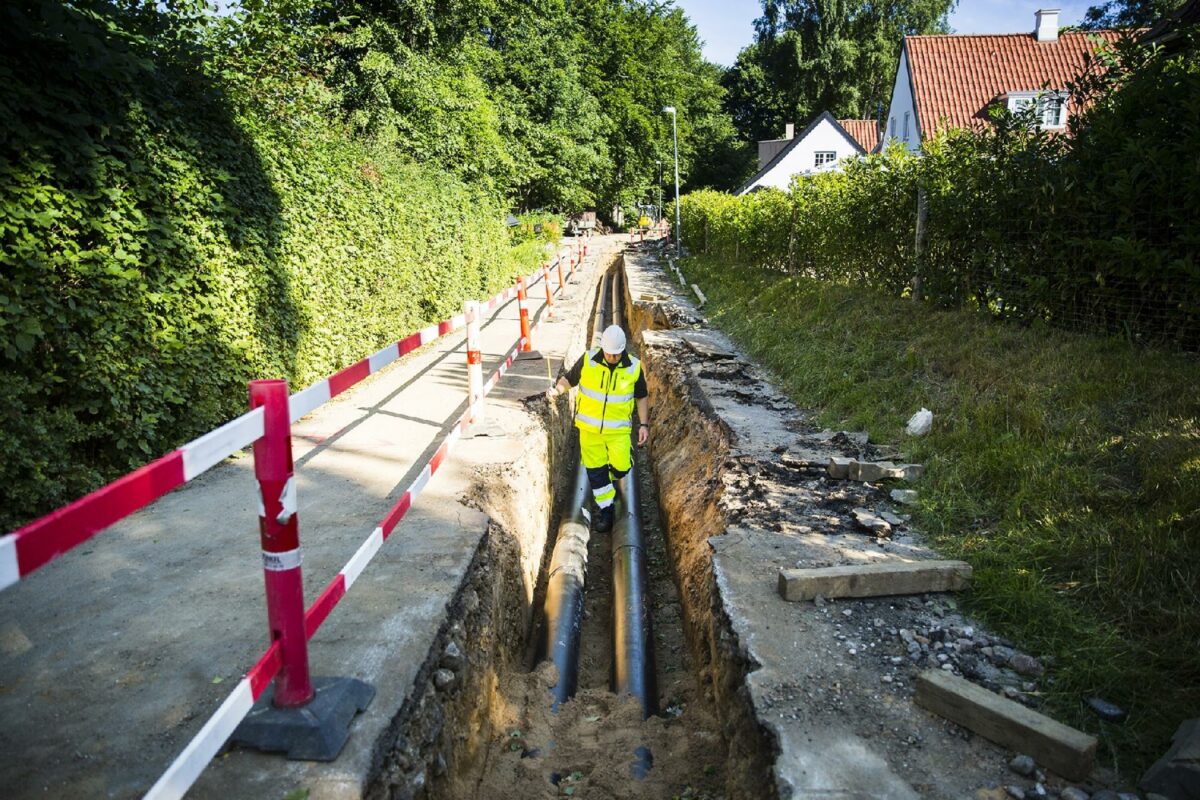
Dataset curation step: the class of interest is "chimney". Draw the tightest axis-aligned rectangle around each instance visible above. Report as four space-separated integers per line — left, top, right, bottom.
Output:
784 122 795 139
1035 8 1060 42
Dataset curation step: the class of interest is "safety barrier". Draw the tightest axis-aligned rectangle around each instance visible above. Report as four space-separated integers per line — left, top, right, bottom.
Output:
0 249 572 594
0 233 590 796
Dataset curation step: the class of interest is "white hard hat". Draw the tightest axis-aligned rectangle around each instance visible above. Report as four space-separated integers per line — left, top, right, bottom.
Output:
600 325 627 354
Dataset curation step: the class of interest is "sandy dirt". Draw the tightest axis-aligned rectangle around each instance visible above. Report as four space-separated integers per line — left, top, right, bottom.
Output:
441 443 729 800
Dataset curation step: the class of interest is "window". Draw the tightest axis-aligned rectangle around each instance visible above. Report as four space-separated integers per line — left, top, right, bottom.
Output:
814 151 837 168
889 117 896 138
902 112 910 141
1008 92 1067 128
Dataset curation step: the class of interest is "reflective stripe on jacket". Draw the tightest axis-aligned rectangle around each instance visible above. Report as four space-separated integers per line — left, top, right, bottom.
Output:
575 347 642 433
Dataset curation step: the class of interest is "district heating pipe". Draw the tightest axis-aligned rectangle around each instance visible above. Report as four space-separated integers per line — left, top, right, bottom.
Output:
540 270 613 708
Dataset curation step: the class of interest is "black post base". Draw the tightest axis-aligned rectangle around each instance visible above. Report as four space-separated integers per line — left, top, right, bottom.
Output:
230 676 374 761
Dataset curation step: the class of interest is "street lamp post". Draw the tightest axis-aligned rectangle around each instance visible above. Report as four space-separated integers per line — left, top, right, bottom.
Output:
655 159 663 224
662 106 681 256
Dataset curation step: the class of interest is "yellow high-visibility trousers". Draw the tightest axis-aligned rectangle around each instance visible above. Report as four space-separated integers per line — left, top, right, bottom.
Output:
579 428 632 509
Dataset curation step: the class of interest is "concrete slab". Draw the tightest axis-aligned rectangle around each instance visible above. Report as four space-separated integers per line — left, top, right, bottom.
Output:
0 235 623 798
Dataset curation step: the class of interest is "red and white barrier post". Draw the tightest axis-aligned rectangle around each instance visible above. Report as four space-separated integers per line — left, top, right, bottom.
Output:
516 276 533 353
556 256 565 292
465 299 483 421
250 379 312 708
542 264 554 317
228 380 374 761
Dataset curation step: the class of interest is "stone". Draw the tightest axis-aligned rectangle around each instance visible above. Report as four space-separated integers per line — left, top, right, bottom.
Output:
1059 788 1089 800
1008 758 1036 777
1006 786 1027 799
828 456 852 479
890 489 919 505
440 641 465 672
1009 653 1044 677
895 463 926 481
433 668 457 691
1090 791 1120 800
849 461 893 482
880 511 905 527
1086 697 1127 723
852 507 893 535
1140 718 1200 799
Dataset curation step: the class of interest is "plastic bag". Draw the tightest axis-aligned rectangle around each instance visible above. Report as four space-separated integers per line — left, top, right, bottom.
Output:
905 408 932 436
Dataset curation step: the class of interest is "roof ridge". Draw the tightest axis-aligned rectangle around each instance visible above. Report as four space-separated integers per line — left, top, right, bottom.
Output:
907 29 1116 40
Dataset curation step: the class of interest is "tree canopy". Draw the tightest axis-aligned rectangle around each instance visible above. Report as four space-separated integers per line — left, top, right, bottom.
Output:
722 0 956 143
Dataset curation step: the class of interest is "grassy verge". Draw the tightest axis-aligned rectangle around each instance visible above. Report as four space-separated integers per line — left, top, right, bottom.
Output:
684 253 1200 777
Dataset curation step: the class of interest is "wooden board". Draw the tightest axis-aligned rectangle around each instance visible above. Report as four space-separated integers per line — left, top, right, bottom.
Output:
916 669 1097 781
777 560 972 602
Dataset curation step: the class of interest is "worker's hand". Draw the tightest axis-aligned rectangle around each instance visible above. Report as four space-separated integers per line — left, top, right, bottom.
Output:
637 424 649 446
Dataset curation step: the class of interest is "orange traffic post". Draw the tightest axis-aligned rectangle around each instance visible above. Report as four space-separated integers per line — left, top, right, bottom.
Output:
556 255 565 291
542 263 554 316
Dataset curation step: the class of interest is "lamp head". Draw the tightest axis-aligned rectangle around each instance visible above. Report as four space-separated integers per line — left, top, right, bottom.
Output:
662 106 676 114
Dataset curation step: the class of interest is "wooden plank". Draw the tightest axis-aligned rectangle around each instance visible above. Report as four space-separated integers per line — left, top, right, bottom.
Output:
777 560 972 602
915 669 1097 781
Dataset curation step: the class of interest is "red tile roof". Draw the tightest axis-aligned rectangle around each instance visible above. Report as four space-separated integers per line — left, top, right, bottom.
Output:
905 30 1123 137
838 119 880 153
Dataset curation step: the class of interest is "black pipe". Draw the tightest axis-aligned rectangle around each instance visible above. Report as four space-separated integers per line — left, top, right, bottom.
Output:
539 270 613 708
609 269 657 717
541 463 592 709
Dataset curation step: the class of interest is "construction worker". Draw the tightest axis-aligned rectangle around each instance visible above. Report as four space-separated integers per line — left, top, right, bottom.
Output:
546 324 649 533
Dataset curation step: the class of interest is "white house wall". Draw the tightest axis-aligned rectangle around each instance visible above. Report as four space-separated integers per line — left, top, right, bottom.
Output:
882 47 920 152
740 119 862 194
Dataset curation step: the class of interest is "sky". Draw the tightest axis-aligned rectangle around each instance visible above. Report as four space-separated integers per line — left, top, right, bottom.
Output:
672 0 1100 68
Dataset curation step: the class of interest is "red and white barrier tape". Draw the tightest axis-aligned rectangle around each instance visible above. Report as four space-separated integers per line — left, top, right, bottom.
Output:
0 280 552 592
145 337 528 800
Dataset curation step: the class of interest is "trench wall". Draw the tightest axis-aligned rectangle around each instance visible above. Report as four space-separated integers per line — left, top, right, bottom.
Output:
623 253 781 800
365 249 610 800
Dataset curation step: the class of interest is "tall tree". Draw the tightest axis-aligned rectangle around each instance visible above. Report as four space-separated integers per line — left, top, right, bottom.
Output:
1081 0 1185 28
724 0 956 143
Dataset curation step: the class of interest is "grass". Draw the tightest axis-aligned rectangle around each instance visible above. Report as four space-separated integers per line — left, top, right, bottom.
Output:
683 254 1200 777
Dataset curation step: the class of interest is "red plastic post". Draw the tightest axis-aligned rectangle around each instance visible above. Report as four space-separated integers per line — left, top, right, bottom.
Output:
249 379 314 708
556 256 565 292
517 276 533 352
542 263 554 312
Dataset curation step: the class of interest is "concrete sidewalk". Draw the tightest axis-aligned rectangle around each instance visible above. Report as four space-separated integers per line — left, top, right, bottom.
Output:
0 236 620 799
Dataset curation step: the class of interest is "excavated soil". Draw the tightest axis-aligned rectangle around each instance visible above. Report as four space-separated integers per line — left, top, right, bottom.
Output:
437 448 728 800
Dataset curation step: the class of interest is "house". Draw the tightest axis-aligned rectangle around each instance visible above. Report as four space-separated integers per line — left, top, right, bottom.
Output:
879 9 1121 152
737 112 880 195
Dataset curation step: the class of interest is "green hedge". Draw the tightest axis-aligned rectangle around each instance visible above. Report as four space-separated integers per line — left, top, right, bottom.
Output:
678 37 1200 347
0 3 538 531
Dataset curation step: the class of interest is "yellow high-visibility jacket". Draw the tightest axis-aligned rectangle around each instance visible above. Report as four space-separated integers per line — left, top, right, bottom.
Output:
575 348 642 434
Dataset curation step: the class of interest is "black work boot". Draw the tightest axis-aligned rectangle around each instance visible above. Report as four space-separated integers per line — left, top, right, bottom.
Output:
594 505 614 533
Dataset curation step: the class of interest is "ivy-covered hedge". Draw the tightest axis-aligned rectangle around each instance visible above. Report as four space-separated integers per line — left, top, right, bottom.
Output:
0 3 540 530
678 34 1200 348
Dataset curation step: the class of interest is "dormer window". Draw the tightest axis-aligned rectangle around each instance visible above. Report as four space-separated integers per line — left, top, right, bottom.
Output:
1007 91 1067 128
814 151 837 168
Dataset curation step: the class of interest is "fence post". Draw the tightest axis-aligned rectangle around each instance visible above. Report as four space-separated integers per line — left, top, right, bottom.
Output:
542 263 554 316
231 381 374 760
517 276 533 353
913 187 928 302
465 300 483 422
556 255 565 292
250 379 313 708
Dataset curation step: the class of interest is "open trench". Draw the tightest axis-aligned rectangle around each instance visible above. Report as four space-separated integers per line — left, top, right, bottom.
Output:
364 245 775 800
